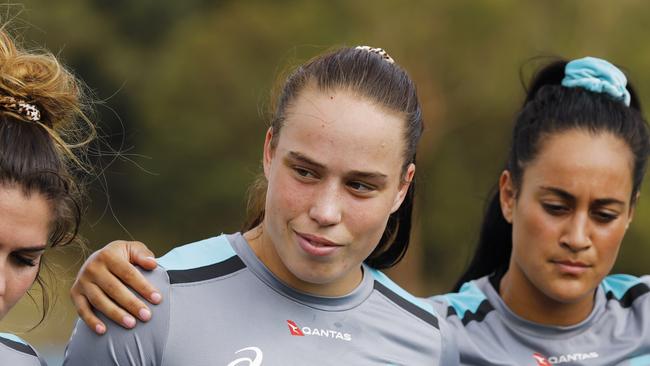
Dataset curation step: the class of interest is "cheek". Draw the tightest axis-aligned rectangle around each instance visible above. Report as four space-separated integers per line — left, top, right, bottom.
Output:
346 198 393 245
594 226 626 270
267 171 310 219
511 204 560 270
6 266 39 306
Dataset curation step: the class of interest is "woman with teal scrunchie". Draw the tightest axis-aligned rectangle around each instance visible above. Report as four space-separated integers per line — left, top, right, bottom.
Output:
431 56 650 365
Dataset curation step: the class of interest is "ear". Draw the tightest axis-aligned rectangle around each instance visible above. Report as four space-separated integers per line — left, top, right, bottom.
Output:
390 163 416 213
263 127 275 179
499 170 516 224
626 191 641 230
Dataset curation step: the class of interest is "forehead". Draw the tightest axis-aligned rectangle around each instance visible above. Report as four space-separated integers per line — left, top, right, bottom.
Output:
523 129 634 198
0 185 52 249
278 87 406 170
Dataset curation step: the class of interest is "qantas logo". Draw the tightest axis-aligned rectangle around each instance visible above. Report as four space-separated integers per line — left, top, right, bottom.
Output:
533 353 552 366
286 319 352 341
287 320 304 336
533 351 599 364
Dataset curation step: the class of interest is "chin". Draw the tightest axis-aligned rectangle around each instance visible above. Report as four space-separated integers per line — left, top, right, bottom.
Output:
294 266 339 285
544 278 597 304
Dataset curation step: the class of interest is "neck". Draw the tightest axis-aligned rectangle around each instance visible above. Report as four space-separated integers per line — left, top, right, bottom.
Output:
499 268 595 326
244 225 363 297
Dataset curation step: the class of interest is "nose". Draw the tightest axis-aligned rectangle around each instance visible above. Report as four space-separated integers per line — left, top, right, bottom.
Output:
308 182 342 226
560 212 591 252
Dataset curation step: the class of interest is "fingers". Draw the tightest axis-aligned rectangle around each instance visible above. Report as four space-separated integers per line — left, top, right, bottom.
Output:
129 241 158 271
110 251 161 305
70 240 162 333
75 281 138 330
97 241 162 304
93 266 153 321
71 288 106 335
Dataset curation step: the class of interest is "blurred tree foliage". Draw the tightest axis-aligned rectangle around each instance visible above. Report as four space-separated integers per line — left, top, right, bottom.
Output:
17 0 650 292
3 0 650 356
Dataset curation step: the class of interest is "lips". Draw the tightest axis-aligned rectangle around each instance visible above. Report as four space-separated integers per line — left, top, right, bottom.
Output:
294 231 343 257
550 259 592 275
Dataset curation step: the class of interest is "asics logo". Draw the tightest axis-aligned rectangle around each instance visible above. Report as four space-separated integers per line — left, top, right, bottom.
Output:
227 346 263 366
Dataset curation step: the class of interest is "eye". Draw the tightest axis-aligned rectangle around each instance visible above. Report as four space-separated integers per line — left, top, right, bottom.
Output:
542 202 570 216
347 181 375 194
11 253 38 267
591 210 619 223
292 166 317 179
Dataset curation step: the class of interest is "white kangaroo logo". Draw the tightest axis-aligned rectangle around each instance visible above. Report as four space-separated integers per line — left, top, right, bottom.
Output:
227 346 263 366
288 323 300 333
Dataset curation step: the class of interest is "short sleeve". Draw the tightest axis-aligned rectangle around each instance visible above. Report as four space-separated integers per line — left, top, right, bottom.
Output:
63 266 172 366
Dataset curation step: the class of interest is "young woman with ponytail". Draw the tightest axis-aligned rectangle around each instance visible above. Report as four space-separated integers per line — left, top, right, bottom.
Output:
63 46 457 365
432 57 650 365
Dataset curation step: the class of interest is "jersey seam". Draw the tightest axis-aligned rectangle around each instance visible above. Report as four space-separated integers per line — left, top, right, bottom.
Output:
375 290 440 330
159 269 173 366
167 266 247 288
0 337 38 358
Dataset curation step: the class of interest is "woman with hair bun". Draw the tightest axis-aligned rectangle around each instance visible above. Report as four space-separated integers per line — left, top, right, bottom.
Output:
0 26 95 365
63 46 457 365
431 57 650 365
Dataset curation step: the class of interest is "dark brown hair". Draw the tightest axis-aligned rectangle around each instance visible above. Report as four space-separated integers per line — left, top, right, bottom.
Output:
244 46 423 269
0 27 95 325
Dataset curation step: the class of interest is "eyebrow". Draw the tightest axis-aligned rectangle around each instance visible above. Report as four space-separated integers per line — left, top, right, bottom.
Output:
15 245 47 253
540 186 626 206
287 151 388 180
287 151 325 169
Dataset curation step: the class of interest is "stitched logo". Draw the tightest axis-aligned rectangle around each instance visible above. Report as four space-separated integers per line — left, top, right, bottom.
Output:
227 346 263 366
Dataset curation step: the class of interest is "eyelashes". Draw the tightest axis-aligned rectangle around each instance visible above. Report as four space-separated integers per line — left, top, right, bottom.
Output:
541 202 620 223
12 253 38 267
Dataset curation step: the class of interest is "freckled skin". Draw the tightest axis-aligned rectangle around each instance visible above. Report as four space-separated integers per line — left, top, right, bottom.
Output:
246 85 414 297
499 130 635 325
0 185 51 319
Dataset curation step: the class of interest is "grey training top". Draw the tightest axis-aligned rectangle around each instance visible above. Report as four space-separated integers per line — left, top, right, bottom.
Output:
64 233 458 365
0 332 46 366
429 274 650 366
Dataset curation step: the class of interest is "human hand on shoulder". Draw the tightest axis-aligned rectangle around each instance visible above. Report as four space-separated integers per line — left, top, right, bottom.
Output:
70 240 161 335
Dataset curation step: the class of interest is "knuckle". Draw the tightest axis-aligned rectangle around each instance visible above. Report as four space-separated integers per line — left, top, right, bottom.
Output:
120 269 138 284
127 299 143 312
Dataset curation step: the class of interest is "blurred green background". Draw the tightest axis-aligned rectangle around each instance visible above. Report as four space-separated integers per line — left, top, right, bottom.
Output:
2 0 650 363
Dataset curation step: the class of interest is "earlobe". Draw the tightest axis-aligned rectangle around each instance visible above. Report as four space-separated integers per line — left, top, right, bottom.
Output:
263 128 274 178
391 163 415 213
499 170 516 223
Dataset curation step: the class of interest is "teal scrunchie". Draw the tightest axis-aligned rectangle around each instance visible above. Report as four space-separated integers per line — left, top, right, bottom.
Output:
561 56 631 106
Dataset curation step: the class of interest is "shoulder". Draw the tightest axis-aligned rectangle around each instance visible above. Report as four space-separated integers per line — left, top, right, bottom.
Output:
367 268 439 329
157 234 246 284
64 235 241 365
0 333 46 366
368 269 460 365
601 274 650 307
429 278 495 326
